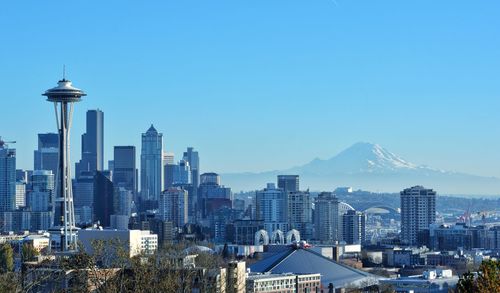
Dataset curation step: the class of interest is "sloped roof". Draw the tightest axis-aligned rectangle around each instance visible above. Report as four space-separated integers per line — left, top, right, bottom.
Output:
250 248 380 289
146 124 158 133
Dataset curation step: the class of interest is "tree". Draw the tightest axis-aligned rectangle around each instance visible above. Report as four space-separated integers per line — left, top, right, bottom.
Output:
0 272 22 292
476 259 500 292
0 243 14 273
456 272 476 293
456 260 500 293
21 243 39 262
222 243 230 259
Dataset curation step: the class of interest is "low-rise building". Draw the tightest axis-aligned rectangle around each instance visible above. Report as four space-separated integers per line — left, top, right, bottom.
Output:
23 234 50 252
381 269 459 293
384 247 427 267
78 229 157 258
246 273 321 293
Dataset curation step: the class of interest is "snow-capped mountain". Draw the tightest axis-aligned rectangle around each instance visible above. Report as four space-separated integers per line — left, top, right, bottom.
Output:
222 142 500 195
288 142 419 175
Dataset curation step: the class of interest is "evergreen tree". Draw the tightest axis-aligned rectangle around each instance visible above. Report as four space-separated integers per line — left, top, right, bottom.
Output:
457 260 500 293
21 243 39 262
0 243 14 273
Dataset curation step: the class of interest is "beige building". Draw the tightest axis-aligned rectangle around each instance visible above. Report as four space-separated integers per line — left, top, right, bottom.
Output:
78 229 158 258
246 273 321 293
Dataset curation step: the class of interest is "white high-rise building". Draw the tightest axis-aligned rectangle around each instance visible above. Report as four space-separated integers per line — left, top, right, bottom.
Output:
140 125 164 201
400 186 436 246
15 181 26 209
159 187 188 228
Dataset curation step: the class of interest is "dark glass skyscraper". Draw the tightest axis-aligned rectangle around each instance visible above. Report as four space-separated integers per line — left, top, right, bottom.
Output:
93 171 114 227
113 146 137 197
34 133 59 179
183 147 199 217
75 109 104 178
277 175 299 193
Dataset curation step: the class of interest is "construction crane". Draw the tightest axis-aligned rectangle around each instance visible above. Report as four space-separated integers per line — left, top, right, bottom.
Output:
0 136 16 148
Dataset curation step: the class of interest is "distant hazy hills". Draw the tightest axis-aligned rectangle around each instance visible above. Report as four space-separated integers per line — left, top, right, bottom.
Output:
222 142 500 195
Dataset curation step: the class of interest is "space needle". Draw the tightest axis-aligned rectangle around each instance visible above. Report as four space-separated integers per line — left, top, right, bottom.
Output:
43 76 86 252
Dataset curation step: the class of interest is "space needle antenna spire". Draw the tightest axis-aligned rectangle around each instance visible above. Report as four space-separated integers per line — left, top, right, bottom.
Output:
42 75 86 253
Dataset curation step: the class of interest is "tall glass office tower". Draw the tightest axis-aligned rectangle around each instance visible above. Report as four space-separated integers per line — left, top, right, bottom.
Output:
113 146 137 198
34 133 59 179
75 109 104 178
140 125 163 201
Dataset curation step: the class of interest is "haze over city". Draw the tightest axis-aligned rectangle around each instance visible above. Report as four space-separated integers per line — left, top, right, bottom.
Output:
2 1 500 182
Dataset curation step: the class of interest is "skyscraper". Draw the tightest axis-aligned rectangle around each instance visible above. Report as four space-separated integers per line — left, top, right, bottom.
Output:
27 170 55 212
0 140 16 212
113 146 137 197
140 125 163 202
198 173 232 220
75 109 104 178
15 181 26 209
173 159 191 185
338 201 355 242
34 133 59 179
183 147 199 205
255 183 288 235
314 192 339 243
163 152 175 165
114 186 133 217
343 210 366 245
288 191 313 240
277 175 299 193
400 186 437 246
159 187 188 229
38 133 59 149
164 162 176 189
93 171 114 227
73 171 95 224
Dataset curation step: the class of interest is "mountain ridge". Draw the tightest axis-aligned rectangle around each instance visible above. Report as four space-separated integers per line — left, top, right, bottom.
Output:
221 142 500 195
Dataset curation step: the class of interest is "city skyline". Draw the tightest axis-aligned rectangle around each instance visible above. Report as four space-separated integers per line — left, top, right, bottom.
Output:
2 1 500 178
1 2 500 291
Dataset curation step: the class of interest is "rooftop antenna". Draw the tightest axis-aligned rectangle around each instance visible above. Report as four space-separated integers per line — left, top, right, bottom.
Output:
63 65 66 80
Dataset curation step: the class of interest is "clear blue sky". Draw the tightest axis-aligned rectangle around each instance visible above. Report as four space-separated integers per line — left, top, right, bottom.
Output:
1 0 499 177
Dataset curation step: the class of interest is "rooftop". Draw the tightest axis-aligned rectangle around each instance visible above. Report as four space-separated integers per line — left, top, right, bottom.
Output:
250 247 381 289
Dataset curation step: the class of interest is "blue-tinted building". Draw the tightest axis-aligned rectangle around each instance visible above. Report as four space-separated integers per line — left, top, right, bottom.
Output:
140 125 163 201
0 143 16 212
75 109 104 178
